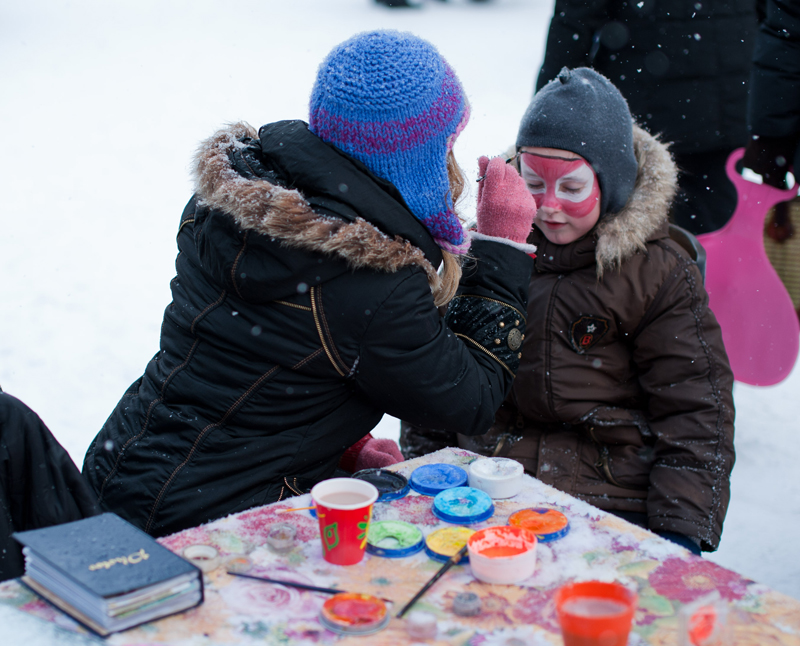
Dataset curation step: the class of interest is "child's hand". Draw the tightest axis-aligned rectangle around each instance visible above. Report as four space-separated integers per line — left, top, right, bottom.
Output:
476 156 537 244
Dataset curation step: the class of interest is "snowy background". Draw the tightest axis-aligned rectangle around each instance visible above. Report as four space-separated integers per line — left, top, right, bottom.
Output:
2 0 798 603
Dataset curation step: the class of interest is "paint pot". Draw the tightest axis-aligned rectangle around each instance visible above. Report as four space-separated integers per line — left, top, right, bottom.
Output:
467 525 538 585
318 592 389 635
425 526 475 563
452 591 482 617
508 508 570 543
432 487 494 525
265 522 297 553
409 463 468 496
223 554 253 573
554 581 637 646
352 468 410 502
182 544 220 573
405 610 437 640
677 591 729 646
366 520 424 558
468 457 524 499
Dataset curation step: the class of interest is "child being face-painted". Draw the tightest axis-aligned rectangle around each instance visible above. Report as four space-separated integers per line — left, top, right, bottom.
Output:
402 67 734 554
467 68 733 555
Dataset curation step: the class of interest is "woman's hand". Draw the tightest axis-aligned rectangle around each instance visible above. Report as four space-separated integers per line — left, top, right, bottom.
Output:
476 155 537 244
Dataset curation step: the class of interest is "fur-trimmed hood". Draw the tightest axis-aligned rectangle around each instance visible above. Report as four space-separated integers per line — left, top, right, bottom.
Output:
594 125 678 275
191 120 445 298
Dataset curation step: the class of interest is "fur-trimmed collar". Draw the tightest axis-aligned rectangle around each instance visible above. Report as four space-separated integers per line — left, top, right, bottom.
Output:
191 121 443 293
594 125 677 276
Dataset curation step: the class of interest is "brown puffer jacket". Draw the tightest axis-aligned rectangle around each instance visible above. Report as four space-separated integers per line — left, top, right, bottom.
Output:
403 126 735 551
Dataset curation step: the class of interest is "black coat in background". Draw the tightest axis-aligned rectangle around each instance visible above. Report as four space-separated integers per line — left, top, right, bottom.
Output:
747 0 800 172
83 121 534 537
536 0 758 233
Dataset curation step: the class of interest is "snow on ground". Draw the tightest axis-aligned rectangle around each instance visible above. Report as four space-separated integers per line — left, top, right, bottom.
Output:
1 0 798 605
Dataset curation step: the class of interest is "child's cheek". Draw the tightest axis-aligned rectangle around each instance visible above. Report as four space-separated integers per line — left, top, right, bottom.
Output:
533 194 544 210
560 184 600 218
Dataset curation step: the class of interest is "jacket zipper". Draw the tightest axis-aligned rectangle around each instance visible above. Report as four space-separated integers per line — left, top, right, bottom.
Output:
310 286 346 377
587 426 627 489
544 275 564 419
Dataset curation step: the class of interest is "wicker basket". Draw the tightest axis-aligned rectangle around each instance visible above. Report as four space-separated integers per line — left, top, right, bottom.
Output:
763 196 800 313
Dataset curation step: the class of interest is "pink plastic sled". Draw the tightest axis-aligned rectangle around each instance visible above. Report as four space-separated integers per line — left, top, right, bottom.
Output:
696 149 799 386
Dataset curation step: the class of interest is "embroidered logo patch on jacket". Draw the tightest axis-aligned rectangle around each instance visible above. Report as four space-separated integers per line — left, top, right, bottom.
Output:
570 315 610 354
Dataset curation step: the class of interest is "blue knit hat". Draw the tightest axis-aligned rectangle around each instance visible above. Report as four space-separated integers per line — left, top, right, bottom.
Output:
309 30 470 254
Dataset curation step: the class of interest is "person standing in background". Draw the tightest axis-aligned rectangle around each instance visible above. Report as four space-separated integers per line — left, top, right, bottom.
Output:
741 0 800 247
536 0 757 234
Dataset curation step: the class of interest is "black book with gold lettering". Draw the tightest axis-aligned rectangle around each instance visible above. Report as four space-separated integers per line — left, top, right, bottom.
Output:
13 512 203 636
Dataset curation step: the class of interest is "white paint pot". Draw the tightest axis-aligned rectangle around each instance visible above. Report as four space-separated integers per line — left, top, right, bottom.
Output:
467 525 538 585
468 457 524 499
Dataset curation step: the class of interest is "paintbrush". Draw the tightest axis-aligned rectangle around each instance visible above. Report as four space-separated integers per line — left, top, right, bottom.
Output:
227 571 393 603
396 544 468 618
276 505 316 513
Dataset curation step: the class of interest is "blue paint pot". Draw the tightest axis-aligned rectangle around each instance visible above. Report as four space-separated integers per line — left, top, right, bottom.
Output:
409 463 468 496
432 487 494 525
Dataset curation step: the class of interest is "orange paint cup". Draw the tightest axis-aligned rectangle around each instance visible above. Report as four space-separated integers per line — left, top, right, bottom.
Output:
310 478 378 565
554 581 638 646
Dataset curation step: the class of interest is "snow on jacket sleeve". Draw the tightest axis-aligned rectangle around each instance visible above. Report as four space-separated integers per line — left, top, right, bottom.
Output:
355 239 533 438
631 249 735 551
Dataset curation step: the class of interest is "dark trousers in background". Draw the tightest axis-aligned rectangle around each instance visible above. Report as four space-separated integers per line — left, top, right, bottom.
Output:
670 149 739 235
0 391 100 581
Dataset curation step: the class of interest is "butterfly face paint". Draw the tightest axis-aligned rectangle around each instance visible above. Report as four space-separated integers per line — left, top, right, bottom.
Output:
519 153 600 218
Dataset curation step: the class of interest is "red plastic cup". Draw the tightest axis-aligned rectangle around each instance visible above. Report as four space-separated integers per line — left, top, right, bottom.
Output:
311 478 379 565
554 581 638 646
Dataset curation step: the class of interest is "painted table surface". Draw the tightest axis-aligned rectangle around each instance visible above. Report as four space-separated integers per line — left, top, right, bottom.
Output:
1 448 799 645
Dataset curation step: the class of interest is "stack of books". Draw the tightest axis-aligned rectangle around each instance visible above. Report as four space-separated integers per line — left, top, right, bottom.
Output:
14 513 203 636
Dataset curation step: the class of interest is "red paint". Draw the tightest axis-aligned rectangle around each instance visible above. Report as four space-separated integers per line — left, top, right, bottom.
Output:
509 508 569 536
478 544 528 558
520 153 600 218
322 593 386 626
555 581 637 646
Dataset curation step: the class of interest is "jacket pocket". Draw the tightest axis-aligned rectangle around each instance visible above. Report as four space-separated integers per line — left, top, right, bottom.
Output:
587 425 654 491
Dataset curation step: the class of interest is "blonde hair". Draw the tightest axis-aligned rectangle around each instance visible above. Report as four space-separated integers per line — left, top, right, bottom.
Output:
433 151 468 307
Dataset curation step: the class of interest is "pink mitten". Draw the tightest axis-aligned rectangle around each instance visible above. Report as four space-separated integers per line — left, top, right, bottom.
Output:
354 438 404 471
339 434 404 473
476 155 537 244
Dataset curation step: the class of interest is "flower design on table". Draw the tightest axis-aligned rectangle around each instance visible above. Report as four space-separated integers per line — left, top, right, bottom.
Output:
158 526 212 554
218 567 323 622
373 493 439 526
649 557 750 603
233 502 319 544
510 585 561 633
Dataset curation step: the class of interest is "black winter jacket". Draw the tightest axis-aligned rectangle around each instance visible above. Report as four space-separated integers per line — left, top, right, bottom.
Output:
83 121 533 537
537 0 757 154
747 0 800 170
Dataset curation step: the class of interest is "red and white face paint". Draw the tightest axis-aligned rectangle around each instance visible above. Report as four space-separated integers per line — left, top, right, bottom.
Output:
519 153 600 218
517 147 602 245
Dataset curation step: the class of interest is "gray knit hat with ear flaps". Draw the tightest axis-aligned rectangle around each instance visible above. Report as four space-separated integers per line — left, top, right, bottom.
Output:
516 67 637 216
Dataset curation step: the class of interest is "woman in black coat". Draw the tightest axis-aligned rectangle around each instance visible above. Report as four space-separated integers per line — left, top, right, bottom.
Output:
82 30 538 537
741 0 800 188
535 0 758 233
